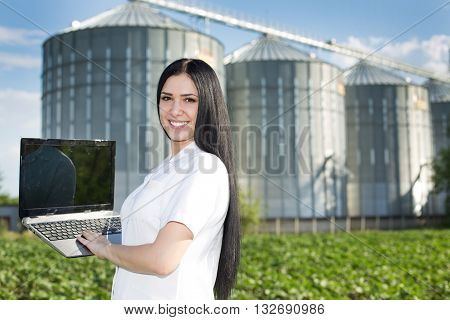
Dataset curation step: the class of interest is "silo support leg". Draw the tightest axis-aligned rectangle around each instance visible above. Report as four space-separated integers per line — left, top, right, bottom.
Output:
294 218 299 234
375 215 380 230
330 216 335 234
312 218 317 234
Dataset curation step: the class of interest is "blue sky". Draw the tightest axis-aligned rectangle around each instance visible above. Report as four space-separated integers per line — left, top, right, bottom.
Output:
0 0 449 196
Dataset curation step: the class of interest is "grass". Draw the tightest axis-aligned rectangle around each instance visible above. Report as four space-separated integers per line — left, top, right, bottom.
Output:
0 228 448 299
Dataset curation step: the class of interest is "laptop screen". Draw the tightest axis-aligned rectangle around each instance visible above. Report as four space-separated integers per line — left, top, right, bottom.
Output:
19 138 115 218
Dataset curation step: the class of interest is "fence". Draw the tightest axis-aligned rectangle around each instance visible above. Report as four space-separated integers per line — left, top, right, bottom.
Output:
256 215 448 234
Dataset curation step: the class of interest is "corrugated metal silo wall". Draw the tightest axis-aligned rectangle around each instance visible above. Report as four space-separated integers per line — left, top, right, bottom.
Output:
430 100 449 214
345 84 433 217
42 27 224 210
226 60 346 219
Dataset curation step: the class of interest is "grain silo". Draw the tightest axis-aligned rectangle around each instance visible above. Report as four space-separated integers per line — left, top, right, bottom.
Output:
426 79 450 214
225 35 347 223
345 62 434 219
426 80 450 153
41 0 224 209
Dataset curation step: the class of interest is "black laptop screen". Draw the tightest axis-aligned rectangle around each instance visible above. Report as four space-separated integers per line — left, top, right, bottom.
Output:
19 139 115 218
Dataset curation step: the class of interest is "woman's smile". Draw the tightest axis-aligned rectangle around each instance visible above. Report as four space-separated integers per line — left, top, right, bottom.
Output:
168 120 189 129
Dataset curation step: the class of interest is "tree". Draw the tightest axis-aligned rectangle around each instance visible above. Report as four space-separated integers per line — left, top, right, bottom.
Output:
0 170 18 206
238 186 264 235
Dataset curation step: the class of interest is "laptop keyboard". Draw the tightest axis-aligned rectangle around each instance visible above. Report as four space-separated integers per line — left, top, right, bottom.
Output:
32 217 121 241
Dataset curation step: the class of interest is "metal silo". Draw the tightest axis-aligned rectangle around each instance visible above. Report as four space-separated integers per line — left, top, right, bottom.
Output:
345 62 434 218
225 35 347 222
41 0 224 209
426 79 450 214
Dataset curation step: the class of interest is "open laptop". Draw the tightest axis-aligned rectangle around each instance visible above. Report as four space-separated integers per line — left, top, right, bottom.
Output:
19 138 122 258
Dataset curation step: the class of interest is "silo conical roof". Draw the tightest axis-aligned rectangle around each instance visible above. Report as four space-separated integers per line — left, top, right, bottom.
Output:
224 34 312 64
61 0 193 33
426 80 450 103
345 61 407 86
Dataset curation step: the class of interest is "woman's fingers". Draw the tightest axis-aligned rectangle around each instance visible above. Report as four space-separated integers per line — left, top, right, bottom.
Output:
81 230 99 239
76 230 100 244
76 231 110 260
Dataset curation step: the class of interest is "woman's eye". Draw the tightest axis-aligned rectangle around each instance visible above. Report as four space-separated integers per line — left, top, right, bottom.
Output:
161 96 171 101
185 97 196 103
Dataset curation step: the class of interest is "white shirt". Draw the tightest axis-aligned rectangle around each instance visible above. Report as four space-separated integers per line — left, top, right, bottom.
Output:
111 140 230 300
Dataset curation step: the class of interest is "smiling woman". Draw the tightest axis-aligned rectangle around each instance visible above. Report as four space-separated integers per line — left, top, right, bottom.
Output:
77 58 240 300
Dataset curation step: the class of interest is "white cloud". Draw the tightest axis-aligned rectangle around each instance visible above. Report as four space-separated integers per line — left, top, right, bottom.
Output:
0 25 46 46
328 34 450 76
0 89 41 196
422 34 450 64
367 36 386 47
377 37 421 58
346 35 371 51
0 51 41 70
0 88 40 106
423 60 448 75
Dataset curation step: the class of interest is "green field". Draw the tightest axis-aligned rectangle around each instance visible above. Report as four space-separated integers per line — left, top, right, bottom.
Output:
0 229 448 299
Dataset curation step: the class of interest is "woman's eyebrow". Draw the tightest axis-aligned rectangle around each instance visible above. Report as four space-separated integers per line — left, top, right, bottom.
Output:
160 92 198 97
180 93 198 97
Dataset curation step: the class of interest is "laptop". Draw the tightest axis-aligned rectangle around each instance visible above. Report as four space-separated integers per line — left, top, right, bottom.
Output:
19 138 122 258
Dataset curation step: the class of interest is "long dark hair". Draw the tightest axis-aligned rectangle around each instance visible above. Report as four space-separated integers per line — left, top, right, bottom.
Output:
156 58 240 300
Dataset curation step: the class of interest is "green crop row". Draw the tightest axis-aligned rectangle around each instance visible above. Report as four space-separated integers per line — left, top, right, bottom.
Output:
0 229 448 299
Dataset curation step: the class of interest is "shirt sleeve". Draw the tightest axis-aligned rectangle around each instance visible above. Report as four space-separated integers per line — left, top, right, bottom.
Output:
162 155 229 238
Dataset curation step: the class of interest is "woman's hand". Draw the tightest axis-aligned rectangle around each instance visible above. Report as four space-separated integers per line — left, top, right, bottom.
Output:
76 230 112 260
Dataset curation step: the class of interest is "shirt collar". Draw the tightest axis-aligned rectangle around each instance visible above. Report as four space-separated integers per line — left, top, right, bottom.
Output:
167 140 200 164
146 140 200 180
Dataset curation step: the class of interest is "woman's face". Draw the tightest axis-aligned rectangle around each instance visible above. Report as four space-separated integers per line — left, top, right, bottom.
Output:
159 73 199 142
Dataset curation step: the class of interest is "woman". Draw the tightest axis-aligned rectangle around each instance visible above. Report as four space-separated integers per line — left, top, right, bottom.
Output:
76 58 240 300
